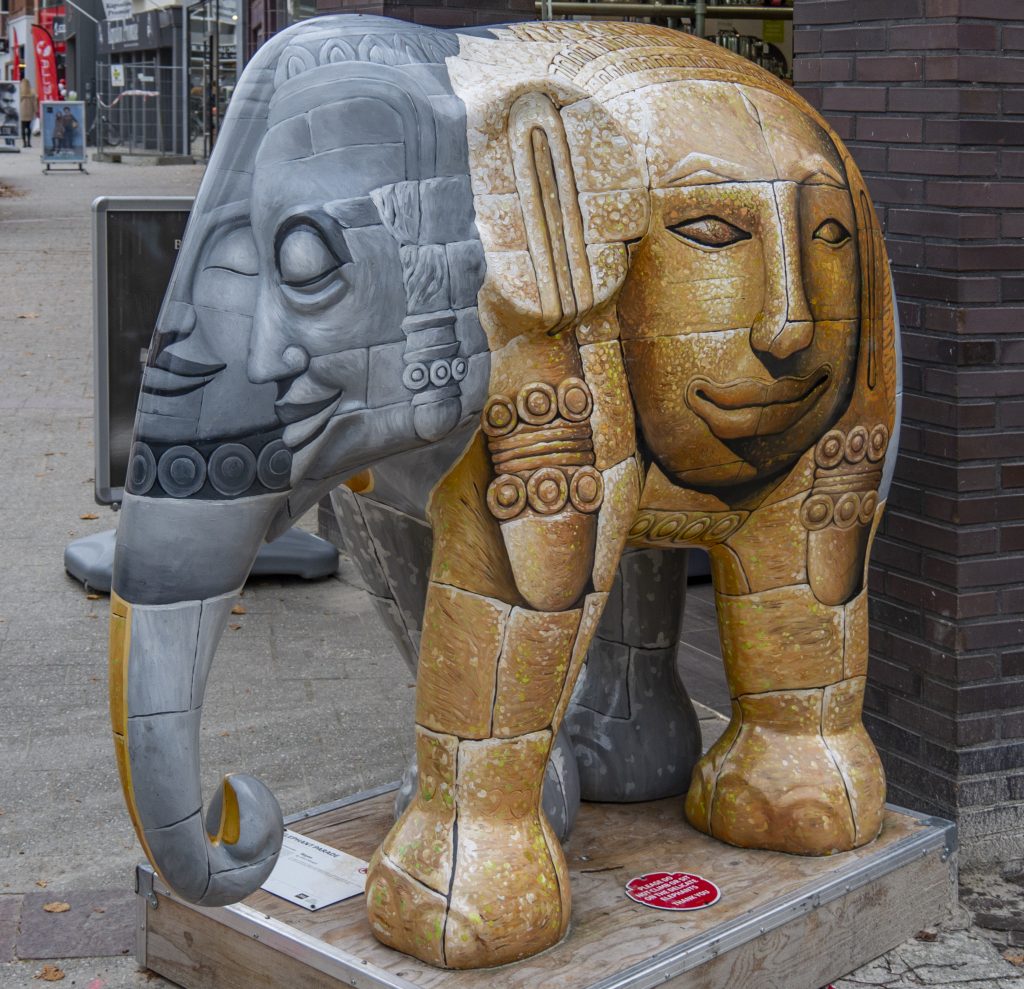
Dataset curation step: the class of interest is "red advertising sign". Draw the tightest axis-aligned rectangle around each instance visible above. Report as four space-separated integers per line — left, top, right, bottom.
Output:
11 29 19 82
625 872 721 911
32 26 59 103
39 8 67 53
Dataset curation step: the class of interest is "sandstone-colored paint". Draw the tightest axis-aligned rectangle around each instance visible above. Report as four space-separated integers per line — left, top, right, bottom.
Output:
364 849 448 968
415 584 509 739
551 592 608 731
807 519 871 607
708 689 857 855
575 306 622 346
843 589 869 679
685 698 742 833
428 433 522 605
579 189 649 245
444 732 563 968
580 340 635 471
716 583 845 695
493 607 583 737
587 242 629 310
592 457 640 593
501 508 596 612
560 96 648 193
708 543 752 596
823 677 885 845
381 727 458 895
725 493 808 593
473 194 528 253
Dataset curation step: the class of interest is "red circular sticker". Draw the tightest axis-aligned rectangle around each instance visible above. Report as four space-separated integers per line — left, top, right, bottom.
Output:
625 872 721 911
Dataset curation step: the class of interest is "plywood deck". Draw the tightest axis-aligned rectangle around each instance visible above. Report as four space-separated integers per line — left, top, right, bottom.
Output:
139 787 956 989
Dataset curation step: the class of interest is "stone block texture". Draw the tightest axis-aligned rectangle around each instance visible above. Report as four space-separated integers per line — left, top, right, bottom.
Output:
795 0 1024 866
313 0 534 27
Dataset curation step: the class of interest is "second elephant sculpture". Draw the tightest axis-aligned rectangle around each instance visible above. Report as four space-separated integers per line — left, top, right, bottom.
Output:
107 15 900 972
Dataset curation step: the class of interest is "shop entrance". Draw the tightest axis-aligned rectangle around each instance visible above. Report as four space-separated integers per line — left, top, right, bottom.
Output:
187 0 240 159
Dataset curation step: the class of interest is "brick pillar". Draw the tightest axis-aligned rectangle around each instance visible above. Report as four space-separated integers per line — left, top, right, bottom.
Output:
314 0 534 27
795 0 1024 866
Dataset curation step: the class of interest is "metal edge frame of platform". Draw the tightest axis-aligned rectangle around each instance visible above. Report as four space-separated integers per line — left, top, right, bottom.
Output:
134 784 957 989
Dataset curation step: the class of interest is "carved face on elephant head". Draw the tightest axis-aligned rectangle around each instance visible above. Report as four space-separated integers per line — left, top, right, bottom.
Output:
615 81 861 491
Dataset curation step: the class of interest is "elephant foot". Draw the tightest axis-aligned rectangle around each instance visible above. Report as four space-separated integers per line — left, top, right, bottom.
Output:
685 682 884 855
367 730 569 968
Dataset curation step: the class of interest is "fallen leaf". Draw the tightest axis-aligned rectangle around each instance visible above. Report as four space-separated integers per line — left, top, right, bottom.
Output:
914 929 938 942
231 604 247 615
219 731 230 737
17 312 40 320
35 880 47 888
86 594 100 600
79 513 99 520
91 906 106 914
228 623 242 631
1004 949 1024 967
42 901 70 913
34 964 64 981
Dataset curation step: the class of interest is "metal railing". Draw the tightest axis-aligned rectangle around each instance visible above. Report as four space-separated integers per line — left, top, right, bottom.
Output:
94 61 189 157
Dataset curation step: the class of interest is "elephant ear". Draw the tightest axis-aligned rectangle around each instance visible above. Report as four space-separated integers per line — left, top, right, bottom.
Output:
447 44 649 346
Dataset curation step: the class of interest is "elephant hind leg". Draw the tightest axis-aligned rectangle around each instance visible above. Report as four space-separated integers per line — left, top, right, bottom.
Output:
566 546 702 802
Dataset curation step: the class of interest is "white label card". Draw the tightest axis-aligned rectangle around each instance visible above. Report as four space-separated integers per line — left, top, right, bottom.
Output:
260 830 368 911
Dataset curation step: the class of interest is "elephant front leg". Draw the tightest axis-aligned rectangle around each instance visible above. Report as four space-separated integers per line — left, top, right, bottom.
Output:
365 420 638 968
685 459 886 855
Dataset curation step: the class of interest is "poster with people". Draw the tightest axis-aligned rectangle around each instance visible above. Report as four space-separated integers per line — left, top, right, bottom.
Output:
41 100 86 163
0 83 20 153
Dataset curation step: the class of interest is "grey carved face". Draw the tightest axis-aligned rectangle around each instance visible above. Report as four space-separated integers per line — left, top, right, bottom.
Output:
128 19 489 505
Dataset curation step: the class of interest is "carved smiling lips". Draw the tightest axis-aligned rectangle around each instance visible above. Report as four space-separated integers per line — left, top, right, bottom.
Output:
685 367 831 441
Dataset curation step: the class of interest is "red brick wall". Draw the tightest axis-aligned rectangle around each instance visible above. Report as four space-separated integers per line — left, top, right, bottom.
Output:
795 0 1024 866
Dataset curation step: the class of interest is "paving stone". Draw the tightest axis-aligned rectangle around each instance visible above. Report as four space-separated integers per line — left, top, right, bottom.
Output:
0 895 22 962
16 889 134 960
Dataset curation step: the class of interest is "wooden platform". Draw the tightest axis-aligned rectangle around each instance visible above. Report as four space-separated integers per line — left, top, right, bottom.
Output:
135 784 956 989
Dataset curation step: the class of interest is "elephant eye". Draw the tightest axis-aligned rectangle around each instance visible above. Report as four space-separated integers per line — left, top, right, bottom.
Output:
813 219 851 246
667 215 751 249
277 224 348 290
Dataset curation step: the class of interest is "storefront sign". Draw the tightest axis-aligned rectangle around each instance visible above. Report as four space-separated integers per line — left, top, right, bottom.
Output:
101 0 134 22
625 872 721 911
261 831 367 912
32 25 59 103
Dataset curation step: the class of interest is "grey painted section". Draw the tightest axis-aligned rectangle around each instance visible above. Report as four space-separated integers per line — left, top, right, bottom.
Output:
543 725 581 842
127 602 203 717
191 593 240 710
569 647 702 803
619 548 687 650
357 498 433 636
128 710 204 830
566 548 701 803
879 277 904 501
113 493 284 605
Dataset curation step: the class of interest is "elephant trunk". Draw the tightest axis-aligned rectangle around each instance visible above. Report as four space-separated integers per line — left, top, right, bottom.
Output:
109 493 286 906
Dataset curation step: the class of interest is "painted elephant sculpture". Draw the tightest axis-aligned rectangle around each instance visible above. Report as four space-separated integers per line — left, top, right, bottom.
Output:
107 15 901 971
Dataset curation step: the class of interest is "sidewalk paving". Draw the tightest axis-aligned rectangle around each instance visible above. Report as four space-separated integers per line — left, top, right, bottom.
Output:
0 146 1022 988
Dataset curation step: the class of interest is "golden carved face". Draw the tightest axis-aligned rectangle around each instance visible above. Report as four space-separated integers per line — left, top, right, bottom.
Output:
617 82 860 491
